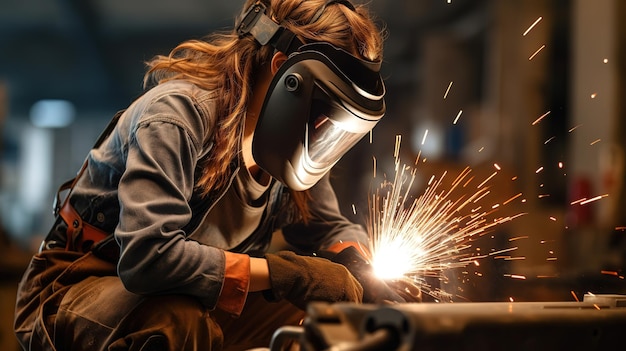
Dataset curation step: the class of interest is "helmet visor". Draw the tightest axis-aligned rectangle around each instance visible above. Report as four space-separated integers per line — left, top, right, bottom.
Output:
305 93 374 169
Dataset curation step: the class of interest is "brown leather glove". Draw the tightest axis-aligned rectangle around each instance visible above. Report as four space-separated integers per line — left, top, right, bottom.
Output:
264 251 363 310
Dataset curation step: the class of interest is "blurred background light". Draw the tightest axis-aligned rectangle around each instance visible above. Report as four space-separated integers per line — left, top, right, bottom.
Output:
29 99 76 128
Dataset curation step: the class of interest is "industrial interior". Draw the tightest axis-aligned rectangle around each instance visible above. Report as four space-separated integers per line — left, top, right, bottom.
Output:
1 0 626 350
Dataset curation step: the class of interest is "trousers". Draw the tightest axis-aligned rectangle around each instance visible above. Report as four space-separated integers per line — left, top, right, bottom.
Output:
14 249 304 351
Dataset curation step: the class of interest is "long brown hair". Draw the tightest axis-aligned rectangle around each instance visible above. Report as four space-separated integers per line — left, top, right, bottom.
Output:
144 0 384 219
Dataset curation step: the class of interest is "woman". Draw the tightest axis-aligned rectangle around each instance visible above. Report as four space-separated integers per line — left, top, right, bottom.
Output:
14 0 408 350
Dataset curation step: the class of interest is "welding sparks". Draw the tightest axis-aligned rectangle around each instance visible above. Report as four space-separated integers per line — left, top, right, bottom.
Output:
528 45 546 61
532 111 551 125
568 124 583 133
544 136 555 144
367 139 524 300
523 17 542 36
421 130 429 145
444 81 453 99
579 194 608 205
453 110 463 124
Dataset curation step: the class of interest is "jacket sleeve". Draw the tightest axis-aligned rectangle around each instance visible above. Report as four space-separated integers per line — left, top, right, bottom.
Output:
114 92 249 312
280 173 371 254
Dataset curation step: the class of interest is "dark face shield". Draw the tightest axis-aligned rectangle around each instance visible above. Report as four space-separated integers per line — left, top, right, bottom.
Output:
252 42 386 190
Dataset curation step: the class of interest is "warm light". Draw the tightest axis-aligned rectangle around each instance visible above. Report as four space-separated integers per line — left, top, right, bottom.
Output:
367 137 524 301
372 239 421 280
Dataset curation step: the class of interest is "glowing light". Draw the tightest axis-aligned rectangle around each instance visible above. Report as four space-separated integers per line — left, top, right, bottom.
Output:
394 135 402 158
477 171 498 189
509 236 528 242
532 111 550 125
444 81 453 99
523 17 542 36
569 124 583 133
528 45 546 61
367 138 523 300
579 194 608 205
503 193 522 205
371 240 421 280
453 110 463 124
489 247 518 256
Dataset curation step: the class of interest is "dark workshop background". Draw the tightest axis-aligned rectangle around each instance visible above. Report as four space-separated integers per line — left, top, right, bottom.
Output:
2 0 626 349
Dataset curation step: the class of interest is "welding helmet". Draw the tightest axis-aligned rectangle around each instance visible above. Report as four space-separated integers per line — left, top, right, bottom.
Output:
237 1 386 190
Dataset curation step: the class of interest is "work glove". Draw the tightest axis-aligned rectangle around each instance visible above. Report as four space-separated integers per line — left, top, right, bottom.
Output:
264 250 363 310
326 246 422 304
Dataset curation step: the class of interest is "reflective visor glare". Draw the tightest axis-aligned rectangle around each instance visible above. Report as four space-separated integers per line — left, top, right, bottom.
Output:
304 101 368 168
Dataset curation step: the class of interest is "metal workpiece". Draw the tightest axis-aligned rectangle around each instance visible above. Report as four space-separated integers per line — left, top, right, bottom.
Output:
268 295 626 351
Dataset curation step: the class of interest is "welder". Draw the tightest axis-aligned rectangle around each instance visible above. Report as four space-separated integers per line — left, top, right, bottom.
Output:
14 1 418 350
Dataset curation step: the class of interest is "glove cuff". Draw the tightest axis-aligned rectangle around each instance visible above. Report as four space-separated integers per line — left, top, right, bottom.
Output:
264 251 298 302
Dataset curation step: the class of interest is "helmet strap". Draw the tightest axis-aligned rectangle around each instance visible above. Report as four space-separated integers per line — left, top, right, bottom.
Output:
236 1 304 55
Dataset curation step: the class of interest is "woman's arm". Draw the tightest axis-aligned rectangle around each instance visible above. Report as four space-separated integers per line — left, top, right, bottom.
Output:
249 257 271 291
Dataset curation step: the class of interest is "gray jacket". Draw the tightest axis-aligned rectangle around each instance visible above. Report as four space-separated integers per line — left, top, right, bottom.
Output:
63 79 369 309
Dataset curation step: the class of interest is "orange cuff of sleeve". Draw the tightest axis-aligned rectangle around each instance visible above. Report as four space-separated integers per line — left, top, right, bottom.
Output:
216 251 250 317
326 241 371 259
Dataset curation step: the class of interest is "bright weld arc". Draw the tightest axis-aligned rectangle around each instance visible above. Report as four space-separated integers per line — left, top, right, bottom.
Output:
367 138 524 301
